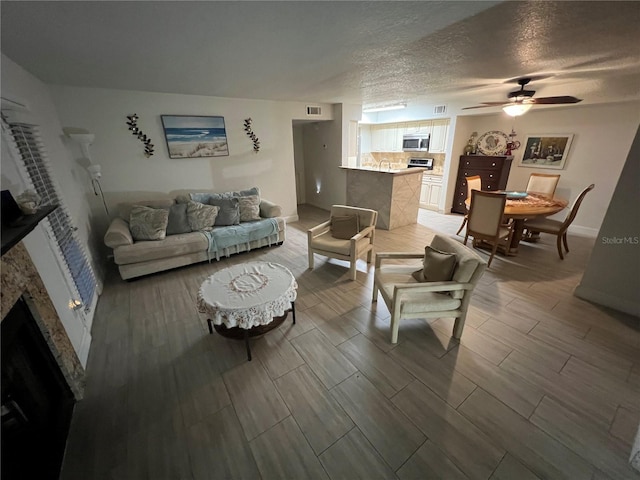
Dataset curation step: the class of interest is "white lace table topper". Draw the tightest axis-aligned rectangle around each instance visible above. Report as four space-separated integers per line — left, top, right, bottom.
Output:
197 261 298 329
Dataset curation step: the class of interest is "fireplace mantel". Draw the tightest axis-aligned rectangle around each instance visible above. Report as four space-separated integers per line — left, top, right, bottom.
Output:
1 241 85 399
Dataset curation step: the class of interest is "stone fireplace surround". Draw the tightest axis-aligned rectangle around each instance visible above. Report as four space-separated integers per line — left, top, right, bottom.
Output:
1 241 85 400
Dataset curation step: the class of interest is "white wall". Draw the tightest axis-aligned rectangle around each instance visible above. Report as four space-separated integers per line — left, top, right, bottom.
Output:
292 125 306 204
48 85 334 223
1 54 96 366
448 102 640 235
575 126 640 316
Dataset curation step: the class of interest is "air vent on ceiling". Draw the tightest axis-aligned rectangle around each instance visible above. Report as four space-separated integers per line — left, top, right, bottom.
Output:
433 105 447 115
306 105 322 116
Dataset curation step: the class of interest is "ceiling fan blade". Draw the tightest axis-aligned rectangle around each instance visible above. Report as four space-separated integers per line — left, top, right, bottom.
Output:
530 96 583 105
462 102 506 110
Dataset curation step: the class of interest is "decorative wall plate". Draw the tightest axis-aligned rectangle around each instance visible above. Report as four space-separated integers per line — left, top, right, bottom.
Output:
477 131 509 155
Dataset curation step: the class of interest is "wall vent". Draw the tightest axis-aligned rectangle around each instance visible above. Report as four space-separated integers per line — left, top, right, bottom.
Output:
306 105 322 116
434 105 447 115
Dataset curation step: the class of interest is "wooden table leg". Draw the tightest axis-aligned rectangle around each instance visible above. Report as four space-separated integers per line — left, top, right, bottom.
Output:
291 301 296 324
244 329 251 361
508 219 527 254
207 318 214 334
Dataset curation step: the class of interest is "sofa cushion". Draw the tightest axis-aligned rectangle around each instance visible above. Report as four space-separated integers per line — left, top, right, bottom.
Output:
412 245 457 282
208 197 240 226
166 203 191 235
129 205 169 241
331 215 360 240
190 187 260 204
238 194 261 222
119 198 175 221
113 232 209 265
186 201 219 231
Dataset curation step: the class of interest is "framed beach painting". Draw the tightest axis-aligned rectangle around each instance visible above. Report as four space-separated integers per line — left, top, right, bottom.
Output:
161 115 229 158
519 134 574 170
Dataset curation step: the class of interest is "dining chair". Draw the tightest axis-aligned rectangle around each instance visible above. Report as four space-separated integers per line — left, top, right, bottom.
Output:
455 175 482 235
372 234 487 343
463 190 513 267
307 205 378 280
526 173 561 197
523 184 595 259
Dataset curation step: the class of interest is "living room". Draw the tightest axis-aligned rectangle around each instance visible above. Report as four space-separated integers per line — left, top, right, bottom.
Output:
1 1 639 479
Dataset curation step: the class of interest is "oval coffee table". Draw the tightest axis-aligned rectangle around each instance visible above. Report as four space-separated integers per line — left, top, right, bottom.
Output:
197 261 297 361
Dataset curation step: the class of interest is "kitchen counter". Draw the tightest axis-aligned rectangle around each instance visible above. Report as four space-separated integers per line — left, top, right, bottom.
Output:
341 166 424 230
339 166 427 175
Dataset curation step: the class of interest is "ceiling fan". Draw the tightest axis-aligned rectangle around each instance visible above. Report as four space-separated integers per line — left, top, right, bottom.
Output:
463 78 583 116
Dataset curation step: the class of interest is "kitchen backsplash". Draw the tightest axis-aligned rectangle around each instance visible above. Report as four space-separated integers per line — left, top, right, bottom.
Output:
361 152 446 175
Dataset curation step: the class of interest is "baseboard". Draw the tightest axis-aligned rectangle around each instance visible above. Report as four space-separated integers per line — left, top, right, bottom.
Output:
284 214 299 223
574 284 640 317
567 224 598 238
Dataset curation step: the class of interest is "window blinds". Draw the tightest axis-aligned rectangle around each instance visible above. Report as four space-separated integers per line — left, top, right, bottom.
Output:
8 122 97 310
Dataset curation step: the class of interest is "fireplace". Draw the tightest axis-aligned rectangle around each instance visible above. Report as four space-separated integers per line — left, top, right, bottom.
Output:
1 210 86 479
2 296 75 479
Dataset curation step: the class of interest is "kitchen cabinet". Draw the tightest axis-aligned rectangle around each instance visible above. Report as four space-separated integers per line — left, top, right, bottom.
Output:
371 124 402 152
451 155 513 214
368 119 450 153
420 173 443 211
429 119 449 153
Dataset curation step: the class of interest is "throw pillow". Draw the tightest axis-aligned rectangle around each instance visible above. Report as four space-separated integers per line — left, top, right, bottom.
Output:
186 201 219 231
238 195 261 222
208 197 240 226
331 215 360 240
412 245 457 282
129 205 169 241
165 203 191 235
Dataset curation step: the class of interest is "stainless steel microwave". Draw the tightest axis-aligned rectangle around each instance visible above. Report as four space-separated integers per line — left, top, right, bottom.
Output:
402 134 430 152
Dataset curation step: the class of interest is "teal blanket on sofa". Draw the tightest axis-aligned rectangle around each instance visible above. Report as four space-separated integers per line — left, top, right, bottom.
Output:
201 218 279 261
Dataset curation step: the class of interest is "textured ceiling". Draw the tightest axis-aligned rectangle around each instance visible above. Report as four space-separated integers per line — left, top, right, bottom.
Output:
2 1 640 110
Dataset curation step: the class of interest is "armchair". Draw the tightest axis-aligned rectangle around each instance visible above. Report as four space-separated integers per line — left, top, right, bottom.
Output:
372 234 487 344
307 205 378 280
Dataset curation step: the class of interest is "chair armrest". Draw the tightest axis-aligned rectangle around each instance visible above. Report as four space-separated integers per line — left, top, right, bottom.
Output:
259 199 282 218
375 252 424 267
393 281 474 295
351 224 375 241
104 217 133 248
308 220 331 237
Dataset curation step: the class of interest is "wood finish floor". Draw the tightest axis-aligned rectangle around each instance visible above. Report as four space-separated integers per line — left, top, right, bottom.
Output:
61 205 640 480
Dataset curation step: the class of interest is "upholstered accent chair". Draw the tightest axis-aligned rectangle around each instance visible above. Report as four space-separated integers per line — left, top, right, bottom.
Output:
372 234 487 344
526 173 561 197
307 205 378 280
463 190 513 267
524 184 595 260
456 175 482 235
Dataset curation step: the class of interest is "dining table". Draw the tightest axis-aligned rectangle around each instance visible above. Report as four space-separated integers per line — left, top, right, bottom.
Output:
465 191 568 254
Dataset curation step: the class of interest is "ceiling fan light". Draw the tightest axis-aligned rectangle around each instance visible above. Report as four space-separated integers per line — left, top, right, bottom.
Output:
503 103 533 116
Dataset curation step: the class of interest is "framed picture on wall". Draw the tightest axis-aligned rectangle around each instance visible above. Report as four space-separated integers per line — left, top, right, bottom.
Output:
519 134 574 169
161 115 229 158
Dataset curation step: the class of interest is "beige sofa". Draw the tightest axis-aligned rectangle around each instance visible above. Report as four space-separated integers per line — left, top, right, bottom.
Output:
103 188 285 280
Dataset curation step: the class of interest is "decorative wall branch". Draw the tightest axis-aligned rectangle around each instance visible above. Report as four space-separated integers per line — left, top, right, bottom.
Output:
243 118 260 153
126 114 154 157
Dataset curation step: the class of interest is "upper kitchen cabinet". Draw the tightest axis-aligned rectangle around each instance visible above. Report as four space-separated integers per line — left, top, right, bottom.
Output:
429 119 449 153
365 119 450 153
371 124 403 152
